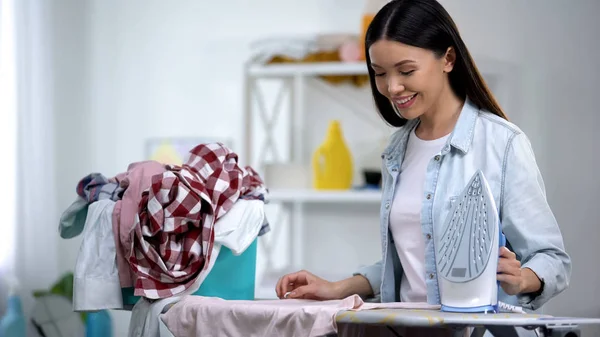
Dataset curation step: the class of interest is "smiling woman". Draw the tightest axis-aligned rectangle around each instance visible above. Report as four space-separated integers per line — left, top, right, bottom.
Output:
364 0 507 132
276 2 570 332
0 0 18 272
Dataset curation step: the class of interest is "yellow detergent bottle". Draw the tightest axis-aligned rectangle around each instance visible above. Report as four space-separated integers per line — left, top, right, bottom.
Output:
312 120 353 190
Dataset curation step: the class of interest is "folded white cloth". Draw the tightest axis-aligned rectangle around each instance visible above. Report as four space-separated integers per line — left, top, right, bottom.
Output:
73 199 122 311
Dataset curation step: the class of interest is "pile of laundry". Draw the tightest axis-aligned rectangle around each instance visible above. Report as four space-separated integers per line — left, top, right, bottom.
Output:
58 142 270 311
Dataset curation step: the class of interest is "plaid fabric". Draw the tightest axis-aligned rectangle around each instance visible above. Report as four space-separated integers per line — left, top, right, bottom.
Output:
76 173 124 202
129 142 267 299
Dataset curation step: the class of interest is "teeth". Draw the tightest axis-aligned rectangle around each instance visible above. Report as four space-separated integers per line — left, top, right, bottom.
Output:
397 94 415 104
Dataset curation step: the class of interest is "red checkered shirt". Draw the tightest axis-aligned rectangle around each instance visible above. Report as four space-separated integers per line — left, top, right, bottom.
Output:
130 142 267 299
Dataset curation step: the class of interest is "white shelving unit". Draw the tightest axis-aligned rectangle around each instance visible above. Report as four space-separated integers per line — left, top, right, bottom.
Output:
242 58 381 298
242 59 374 172
269 188 381 203
246 61 368 77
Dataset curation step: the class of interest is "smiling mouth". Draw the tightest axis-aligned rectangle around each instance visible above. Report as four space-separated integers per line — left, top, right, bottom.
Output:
394 93 418 108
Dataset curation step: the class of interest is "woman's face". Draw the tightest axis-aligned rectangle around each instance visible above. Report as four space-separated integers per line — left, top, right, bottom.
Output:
369 39 455 120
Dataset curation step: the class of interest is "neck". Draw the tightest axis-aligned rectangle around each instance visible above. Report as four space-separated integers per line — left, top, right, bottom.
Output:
416 87 464 141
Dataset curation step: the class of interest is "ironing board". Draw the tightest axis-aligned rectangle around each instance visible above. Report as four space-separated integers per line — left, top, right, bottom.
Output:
335 308 600 336
157 300 600 337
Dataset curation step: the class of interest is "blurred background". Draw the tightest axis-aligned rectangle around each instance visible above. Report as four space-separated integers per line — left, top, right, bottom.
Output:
0 0 599 336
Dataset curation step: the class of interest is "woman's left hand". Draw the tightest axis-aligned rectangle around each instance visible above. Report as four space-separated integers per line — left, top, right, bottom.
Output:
497 246 524 295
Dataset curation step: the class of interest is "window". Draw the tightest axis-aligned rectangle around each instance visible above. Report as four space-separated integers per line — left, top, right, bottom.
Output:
0 0 17 271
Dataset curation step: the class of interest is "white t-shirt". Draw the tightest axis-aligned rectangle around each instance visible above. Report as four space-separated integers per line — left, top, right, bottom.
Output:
389 128 449 302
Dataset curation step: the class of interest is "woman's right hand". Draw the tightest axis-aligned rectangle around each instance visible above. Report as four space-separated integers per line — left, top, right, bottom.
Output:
275 270 342 300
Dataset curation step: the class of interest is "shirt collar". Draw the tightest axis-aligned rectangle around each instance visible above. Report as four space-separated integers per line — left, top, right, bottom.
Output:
382 98 480 159
448 98 479 154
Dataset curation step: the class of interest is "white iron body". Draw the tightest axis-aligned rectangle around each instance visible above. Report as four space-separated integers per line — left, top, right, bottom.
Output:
435 170 506 313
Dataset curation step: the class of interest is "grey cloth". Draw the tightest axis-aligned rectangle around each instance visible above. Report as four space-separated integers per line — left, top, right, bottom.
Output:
77 173 124 202
128 297 181 337
59 173 124 239
58 197 89 239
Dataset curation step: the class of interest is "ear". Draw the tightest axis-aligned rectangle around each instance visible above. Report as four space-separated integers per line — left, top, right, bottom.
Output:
442 47 456 73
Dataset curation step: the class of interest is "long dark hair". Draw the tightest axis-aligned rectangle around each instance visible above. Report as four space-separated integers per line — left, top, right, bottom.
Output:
365 0 507 127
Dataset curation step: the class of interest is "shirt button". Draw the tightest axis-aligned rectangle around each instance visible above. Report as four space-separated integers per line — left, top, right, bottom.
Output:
426 194 432 200
429 273 434 279
434 155 440 161
392 167 398 172
385 202 390 209
426 234 431 240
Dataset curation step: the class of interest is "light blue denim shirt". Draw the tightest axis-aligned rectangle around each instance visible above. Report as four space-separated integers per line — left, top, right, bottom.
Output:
355 99 571 311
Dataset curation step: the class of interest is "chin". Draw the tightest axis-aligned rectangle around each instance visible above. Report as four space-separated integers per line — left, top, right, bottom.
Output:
397 108 425 121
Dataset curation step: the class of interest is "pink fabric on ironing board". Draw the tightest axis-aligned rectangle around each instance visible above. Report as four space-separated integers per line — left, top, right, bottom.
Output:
111 160 167 287
160 295 440 337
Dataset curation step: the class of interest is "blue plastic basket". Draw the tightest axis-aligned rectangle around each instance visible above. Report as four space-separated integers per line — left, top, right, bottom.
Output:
121 239 257 306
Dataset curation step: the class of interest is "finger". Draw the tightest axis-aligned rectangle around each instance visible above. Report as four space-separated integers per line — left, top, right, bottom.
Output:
276 274 291 298
277 275 294 299
283 282 304 297
498 255 521 268
498 256 521 270
286 271 308 286
497 260 520 276
276 276 285 298
496 273 520 285
276 276 282 298
278 272 309 298
288 284 317 300
499 247 516 259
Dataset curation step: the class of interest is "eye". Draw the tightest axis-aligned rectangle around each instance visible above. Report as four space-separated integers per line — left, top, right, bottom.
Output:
400 70 415 76
374 72 386 77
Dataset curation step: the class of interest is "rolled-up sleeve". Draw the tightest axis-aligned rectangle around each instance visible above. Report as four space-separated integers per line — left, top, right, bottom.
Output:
501 132 572 310
353 260 383 298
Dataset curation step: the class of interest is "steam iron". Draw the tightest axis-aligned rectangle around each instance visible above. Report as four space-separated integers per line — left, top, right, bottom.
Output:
435 170 506 313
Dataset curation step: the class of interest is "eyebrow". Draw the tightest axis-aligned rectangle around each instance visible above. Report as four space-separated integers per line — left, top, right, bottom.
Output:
371 60 416 68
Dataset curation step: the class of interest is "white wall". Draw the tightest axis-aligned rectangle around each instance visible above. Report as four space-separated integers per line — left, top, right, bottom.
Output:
49 0 600 335
53 0 92 277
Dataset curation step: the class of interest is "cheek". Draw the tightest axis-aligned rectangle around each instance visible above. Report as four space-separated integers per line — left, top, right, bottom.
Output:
412 73 439 97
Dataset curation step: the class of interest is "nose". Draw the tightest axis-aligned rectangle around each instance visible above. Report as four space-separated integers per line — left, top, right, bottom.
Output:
387 77 405 96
